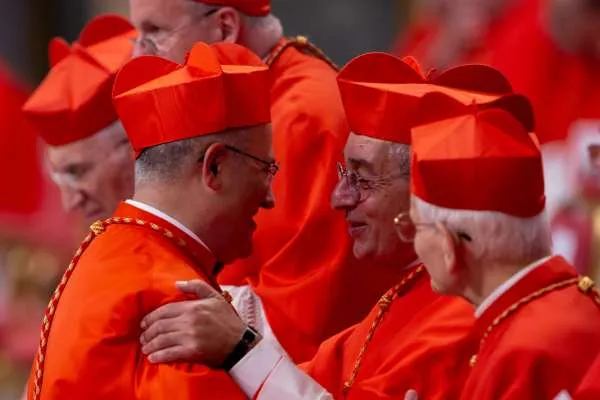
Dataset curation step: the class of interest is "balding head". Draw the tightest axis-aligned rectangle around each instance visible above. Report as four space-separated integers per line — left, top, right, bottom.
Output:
130 0 282 62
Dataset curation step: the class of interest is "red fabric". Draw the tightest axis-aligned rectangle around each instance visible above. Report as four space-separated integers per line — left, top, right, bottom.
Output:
301 267 476 399
411 93 545 217
575 354 600 399
113 42 271 158
218 44 410 362
195 0 270 16
0 63 41 215
461 256 600 399
398 0 600 144
28 202 247 399
23 14 135 146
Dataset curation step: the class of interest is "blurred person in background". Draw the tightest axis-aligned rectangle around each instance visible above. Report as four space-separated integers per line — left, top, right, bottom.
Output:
22 15 136 225
128 0 400 363
551 128 600 280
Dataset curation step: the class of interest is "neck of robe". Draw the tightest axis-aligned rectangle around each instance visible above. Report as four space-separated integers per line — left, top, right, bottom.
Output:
113 202 221 289
474 256 579 339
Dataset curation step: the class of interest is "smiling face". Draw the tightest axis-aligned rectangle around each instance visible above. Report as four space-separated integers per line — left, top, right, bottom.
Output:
331 133 412 262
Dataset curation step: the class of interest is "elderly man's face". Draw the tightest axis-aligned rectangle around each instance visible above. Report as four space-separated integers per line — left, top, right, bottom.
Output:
331 133 411 261
46 124 134 223
129 0 221 62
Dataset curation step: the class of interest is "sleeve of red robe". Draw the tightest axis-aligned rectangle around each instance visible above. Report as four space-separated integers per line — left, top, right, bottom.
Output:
29 253 248 400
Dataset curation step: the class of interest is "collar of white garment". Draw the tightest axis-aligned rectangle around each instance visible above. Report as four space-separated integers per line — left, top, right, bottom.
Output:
125 199 213 255
474 256 552 318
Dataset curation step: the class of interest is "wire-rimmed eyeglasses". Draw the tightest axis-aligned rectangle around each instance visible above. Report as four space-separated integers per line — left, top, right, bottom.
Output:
393 212 473 243
199 144 279 177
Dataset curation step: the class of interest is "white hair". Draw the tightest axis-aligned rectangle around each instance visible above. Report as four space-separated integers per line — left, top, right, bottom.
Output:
413 196 552 265
189 2 283 56
388 143 411 177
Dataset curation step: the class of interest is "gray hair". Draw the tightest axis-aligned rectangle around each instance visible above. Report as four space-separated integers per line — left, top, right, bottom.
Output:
188 1 283 56
135 127 250 184
413 196 552 265
389 143 411 177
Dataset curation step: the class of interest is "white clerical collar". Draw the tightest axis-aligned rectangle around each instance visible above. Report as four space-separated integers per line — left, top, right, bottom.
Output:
125 199 212 255
474 256 552 318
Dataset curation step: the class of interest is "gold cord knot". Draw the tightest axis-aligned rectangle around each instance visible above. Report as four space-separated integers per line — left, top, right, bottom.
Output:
578 276 595 293
469 354 478 367
377 294 393 310
90 220 105 236
295 35 308 45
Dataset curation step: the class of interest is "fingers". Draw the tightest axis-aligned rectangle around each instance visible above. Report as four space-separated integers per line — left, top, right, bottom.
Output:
141 301 188 330
146 345 190 364
142 331 184 358
405 389 418 400
140 317 181 345
176 280 219 299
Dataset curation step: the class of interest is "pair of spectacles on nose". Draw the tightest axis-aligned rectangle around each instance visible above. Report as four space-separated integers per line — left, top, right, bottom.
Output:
132 7 220 56
199 144 279 177
393 212 473 243
336 162 380 203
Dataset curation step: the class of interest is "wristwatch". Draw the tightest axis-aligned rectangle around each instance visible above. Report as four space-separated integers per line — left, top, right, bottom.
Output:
222 325 262 371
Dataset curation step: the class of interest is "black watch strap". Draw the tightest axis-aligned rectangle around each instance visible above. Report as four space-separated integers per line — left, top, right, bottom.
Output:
223 325 261 371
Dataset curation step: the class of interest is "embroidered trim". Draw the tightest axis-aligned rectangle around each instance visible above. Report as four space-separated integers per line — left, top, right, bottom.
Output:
264 35 338 71
342 266 425 397
470 275 600 367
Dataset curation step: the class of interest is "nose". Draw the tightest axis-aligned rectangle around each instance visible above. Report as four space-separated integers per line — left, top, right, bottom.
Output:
60 186 86 213
261 183 275 210
331 178 358 211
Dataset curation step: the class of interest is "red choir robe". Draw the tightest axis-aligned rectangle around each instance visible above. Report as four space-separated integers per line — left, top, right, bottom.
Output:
27 202 247 399
574 354 600 399
301 265 476 399
462 256 600 400
220 38 408 362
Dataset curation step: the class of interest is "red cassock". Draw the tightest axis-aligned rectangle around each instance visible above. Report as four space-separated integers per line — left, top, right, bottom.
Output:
219 39 407 362
301 265 476 400
27 202 247 399
462 256 600 400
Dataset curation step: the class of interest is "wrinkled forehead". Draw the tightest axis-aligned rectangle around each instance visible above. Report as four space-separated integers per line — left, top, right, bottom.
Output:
130 0 193 28
46 128 119 169
343 132 394 173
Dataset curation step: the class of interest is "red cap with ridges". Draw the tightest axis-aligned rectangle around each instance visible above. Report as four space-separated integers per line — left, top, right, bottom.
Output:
411 92 545 218
193 0 270 16
23 14 136 146
112 42 271 158
337 52 515 145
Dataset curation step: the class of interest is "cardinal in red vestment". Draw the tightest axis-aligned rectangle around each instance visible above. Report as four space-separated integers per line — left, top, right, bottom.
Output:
409 91 600 400
27 42 275 399
128 0 394 362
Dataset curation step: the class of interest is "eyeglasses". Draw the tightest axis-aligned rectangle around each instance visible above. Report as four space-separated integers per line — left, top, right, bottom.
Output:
198 144 279 177
393 212 473 243
132 8 219 57
336 162 383 203
224 145 279 177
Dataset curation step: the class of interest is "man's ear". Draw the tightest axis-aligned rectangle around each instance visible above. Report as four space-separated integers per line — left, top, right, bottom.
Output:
436 222 459 275
201 143 228 190
214 7 241 43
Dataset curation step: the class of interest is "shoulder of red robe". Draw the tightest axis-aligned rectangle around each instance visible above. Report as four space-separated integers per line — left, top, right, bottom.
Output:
112 41 271 158
337 52 514 146
411 91 545 218
193 0 270 16
22 14 136 146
